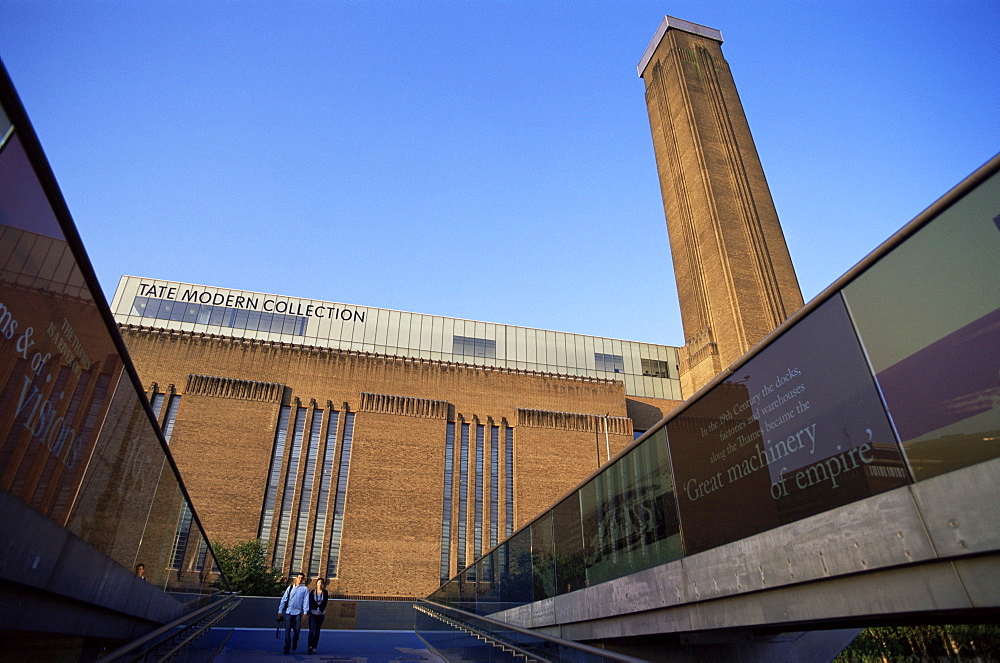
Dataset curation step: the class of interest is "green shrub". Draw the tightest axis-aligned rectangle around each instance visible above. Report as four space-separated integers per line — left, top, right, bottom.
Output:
212 539 285 596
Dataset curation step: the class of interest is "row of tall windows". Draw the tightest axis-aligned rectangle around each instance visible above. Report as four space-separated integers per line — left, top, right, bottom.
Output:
443 422 514 581
132 296 308 336
258 404 356 577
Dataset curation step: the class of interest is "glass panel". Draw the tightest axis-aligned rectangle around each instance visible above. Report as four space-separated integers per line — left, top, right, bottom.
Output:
480 550 498 610
459 564 477 613
842 169 1000 480
394 312 410 350
552 494 586 594
0 102 11 145
430 316 444 353
555 333 567 369
502 529 533 606
362 308 378 345
373 308 389 346
530 512 555 601
666 295 908 555
181 303 200 323
385 310 401 352
524 328 537 365
209 306 226 326
582 429 682 587
0 119 219 596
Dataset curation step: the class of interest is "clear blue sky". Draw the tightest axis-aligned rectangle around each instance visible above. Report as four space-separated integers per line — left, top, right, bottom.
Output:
1 1 996 347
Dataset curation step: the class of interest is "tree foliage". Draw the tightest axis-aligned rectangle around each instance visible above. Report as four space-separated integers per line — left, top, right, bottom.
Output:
212 539 285 596
836 624 1000 662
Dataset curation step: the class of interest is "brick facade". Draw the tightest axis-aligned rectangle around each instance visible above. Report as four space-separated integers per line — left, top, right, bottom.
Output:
120 325 674 597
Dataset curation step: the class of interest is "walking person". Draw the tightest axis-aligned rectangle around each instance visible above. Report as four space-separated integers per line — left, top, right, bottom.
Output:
277 572 309 655
307 577 329 654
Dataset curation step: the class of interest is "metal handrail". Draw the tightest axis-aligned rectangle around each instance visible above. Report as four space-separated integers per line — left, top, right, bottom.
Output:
152 594 241 661
417 599 647 662
95 591 241 663
415 604 548 662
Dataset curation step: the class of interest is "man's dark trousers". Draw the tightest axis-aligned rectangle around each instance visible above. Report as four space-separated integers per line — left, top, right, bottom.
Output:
283 613 302 653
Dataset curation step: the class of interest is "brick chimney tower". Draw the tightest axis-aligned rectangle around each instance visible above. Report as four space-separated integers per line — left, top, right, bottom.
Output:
639 16 804 398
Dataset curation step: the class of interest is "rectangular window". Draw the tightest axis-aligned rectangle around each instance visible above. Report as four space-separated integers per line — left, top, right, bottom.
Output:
452 335 496 358
169 501 193 570
162 394 181 443
273 407 307 570
641 358 671 379
505 427 514 537
195 538 209 572
259 406 291 544
440 422 455 583
490 426 499 549
310 410 339 575
595 352 624 373
291 409 323 574
474 424 484 559
457 423 470 570
326 412 355 578
131 296 307 336
150 393 165 418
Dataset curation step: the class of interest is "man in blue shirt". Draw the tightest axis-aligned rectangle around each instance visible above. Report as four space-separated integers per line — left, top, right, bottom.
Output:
277 572 310 654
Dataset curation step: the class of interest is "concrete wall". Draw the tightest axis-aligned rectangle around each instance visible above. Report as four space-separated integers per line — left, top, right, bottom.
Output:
0 489 188 641
496 457 1000 645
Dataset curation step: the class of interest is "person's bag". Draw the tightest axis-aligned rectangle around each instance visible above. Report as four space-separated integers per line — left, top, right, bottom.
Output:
275 583 291 638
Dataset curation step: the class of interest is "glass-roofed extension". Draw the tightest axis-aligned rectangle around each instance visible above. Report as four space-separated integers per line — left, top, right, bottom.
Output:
112 276 682 401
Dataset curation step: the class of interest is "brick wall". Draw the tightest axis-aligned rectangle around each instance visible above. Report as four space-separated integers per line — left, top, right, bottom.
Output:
120 326 677 597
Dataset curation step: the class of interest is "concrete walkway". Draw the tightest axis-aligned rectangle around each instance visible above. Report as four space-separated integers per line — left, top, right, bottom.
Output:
180 628 447 662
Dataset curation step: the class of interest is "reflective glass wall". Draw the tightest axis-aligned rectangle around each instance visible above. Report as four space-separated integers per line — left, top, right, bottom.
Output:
430 158 1000 614
0 72 223 597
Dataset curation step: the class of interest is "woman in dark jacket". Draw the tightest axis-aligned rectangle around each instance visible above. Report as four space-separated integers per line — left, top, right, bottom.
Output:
307 577 329 654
